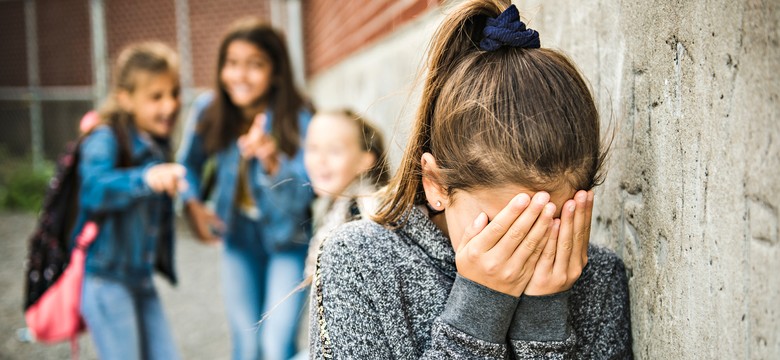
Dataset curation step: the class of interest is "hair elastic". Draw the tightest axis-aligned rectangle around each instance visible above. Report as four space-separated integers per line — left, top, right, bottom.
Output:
480 4 540 51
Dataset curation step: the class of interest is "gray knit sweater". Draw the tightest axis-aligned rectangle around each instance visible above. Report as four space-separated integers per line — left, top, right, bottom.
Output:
310 206 633 359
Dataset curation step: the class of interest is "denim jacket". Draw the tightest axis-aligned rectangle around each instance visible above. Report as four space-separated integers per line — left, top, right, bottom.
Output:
75 125 176 285
177 92 313 252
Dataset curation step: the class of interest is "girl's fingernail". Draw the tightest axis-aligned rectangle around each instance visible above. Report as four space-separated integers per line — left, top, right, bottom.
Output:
544 203 556 215
515 194 530 206
535 191 550 204
568 202 576 212
473 212 486 226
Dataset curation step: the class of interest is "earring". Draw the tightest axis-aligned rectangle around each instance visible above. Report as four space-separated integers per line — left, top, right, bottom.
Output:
426 200 444 215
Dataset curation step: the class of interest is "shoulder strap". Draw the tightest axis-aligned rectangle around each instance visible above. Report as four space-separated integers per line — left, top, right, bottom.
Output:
347 198 361 221
106 121 133 168
314 242 334 358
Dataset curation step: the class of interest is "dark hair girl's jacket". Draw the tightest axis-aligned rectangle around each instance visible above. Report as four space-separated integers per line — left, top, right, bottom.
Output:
75 125 176 285
177 92 313 251
311 206 633 359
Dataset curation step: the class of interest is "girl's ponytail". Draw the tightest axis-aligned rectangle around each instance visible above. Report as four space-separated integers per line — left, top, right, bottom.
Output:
376 0 606 226
374 0 509 225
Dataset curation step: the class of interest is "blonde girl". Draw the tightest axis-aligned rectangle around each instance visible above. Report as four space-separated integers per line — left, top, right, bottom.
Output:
302 109 389 276
77 42 184 360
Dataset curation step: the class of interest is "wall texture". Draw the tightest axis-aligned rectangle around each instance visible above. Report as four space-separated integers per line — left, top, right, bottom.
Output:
37 0 92 87
302 0 440 77
307 1 780 358
0 1 29 87
188 0 270 87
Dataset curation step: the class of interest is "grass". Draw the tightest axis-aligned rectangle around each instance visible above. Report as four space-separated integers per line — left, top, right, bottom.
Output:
0 147 54 213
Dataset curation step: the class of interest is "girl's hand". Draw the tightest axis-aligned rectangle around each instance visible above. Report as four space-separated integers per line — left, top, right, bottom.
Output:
455 192 557 297
184 200 225 245
237 114 280 175
524 190 593 296
143 163 188 197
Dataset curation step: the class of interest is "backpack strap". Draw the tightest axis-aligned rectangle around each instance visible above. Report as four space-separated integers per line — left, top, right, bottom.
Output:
70 333 80 359
314 242 334 358
106 121 133 168
347 198 361 222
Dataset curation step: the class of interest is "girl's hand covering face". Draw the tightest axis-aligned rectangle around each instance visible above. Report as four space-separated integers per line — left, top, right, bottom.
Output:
454 192 556 297
454 190 594 297
524 190 593 296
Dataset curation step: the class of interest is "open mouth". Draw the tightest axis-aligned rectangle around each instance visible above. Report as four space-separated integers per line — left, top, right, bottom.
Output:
228 84 255 98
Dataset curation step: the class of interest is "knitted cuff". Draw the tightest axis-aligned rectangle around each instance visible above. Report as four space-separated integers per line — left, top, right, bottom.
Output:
440 275 519 343
509 290 572 341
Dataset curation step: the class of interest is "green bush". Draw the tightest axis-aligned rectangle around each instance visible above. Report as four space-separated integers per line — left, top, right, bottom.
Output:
0 144 55 212
2 163 53 212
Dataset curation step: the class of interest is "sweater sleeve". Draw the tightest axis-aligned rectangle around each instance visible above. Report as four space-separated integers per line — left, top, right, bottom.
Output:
574 254 634 359
426 275 516 358
310 232 394 359
311 231 517 359
507 249 633 359
506 291 577 359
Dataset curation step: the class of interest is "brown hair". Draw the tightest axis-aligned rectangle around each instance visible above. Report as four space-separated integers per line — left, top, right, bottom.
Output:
374 0 608 225
199 17 310 156
96 41 179 166
321 109 391 188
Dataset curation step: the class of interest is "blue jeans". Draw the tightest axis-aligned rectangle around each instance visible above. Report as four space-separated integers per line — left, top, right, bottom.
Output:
80 274 180 360
222 213 307 360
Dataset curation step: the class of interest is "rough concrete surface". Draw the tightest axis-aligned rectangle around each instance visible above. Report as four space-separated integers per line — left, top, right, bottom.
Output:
0 213 230 359
308 1 779 358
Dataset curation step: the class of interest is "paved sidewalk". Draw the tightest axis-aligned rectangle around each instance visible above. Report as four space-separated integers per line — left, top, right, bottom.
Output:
0 212 231 359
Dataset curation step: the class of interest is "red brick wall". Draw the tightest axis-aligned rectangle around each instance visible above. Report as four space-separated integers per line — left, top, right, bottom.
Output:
37 0 92 86
0 1 29 86
303 0 440 76
105 0 178 69
188 0 270 88
1 0 272 89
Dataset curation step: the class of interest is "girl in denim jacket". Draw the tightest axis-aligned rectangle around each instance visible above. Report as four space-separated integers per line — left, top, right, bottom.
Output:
76 42 186 359
177 18 313 360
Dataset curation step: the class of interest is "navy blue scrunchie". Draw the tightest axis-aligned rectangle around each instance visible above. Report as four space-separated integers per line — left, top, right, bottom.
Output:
480 4 540 51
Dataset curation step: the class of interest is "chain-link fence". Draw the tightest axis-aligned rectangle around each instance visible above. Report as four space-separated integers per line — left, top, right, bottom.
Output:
0 0 298 169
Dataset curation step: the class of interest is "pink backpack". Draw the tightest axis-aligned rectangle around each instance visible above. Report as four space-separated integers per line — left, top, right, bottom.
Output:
24 221 99 355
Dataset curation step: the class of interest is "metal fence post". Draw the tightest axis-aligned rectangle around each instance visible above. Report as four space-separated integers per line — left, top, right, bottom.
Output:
175 0 194 108
90 0 108 109
24 0 43 169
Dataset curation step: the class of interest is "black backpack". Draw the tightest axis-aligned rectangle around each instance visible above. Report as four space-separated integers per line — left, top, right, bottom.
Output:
22 124 133 310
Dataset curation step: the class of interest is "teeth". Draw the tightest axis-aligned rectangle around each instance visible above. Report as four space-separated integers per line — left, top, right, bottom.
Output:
231 85 251 93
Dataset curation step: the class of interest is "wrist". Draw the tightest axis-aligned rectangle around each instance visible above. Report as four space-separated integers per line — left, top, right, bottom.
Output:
441 275 519 343
184 199 201 212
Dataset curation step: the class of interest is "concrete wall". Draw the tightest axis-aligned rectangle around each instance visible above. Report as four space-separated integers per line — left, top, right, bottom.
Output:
306 1 780 358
